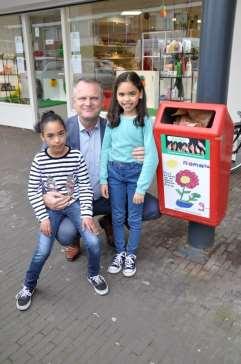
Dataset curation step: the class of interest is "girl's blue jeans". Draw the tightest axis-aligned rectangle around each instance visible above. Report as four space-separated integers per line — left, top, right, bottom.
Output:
24 201 101 290
108 161 144 255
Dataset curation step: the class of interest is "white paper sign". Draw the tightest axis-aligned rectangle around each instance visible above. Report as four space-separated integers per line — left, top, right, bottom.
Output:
15 36 23 54
16 57 25 74
70 32 80 52
35 27 40 38
71 54 82 74
46 39 54 45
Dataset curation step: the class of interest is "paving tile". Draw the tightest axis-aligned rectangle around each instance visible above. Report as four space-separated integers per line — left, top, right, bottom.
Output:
2 125 241 364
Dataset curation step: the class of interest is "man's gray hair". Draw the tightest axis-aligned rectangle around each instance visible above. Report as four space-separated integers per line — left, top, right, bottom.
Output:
73 76 104 98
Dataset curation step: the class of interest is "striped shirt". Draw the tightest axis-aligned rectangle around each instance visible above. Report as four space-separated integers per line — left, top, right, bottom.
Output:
28 147 93 222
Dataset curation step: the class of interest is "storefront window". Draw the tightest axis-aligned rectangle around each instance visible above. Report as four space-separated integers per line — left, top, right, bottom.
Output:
68 0 202 110
0 15 29 104
30 10 67 119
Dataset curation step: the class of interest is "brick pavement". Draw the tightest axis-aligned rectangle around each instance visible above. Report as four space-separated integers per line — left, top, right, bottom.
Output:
1 125 241 364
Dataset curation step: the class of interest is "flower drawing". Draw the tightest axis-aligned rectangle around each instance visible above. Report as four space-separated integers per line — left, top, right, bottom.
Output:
175 169 201 208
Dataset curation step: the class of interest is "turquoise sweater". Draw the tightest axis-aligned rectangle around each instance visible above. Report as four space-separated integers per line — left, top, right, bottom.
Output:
100 115 159 195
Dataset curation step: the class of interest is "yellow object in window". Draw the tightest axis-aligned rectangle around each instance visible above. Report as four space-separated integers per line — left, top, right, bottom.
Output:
50 79 57 87
10 85 20 97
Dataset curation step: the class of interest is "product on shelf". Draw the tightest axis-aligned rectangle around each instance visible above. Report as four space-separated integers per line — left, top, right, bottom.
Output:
1 82 15 91
0 64 13 75
166 40 182 53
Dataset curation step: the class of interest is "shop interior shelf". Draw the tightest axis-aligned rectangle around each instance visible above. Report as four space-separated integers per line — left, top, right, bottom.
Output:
160 75 192 79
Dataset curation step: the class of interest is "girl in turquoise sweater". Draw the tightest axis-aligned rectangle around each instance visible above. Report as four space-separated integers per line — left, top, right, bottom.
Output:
100 72 158 277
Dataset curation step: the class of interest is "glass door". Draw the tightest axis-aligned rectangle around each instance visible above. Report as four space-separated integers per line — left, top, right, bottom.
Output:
30 9 67 119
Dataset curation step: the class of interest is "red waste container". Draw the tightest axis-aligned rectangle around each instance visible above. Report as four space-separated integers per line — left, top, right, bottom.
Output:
102 89 112 110
153 101 233 226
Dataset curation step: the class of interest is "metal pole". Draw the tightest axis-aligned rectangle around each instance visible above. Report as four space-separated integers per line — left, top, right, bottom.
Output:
187 0 236 255
21 14 38 129
61 7 72 117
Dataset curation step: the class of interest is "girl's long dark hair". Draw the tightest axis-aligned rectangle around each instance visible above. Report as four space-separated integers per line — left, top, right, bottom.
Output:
35 111 66 133
107 72 148 128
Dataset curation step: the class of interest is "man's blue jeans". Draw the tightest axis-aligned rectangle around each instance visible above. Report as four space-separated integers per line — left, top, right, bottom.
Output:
108 161 144 255
24 201 101 290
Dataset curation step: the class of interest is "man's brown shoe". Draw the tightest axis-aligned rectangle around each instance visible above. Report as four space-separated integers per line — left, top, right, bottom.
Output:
99 215 115 247
64 244 81 261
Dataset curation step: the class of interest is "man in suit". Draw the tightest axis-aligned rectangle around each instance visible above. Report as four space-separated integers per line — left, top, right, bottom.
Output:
43 77 161 260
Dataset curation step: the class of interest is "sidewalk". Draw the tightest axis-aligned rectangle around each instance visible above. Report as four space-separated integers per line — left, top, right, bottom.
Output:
1 124 241 364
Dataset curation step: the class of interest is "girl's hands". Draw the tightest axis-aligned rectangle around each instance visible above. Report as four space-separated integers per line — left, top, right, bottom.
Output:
40 218 52 236
133 192 144 204
101 184 109 199
82 217 100 235
43 191 70 210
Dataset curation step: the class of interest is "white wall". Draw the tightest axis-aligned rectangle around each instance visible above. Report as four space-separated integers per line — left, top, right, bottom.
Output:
0 103 35 129
0 103 68 130
227 1 241 124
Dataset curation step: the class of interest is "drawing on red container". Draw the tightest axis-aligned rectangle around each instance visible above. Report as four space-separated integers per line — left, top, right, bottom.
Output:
198 202 205 211
166 137 206 155
175 169 201 208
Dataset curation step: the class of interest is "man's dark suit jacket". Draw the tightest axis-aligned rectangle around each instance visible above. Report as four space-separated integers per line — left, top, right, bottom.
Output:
66 115 107 150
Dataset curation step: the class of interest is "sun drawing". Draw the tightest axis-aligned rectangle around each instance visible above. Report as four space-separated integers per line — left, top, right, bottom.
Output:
166 159 178 169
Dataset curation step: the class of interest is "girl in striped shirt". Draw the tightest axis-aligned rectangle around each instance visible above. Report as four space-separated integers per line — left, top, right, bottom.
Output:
16 111 108 311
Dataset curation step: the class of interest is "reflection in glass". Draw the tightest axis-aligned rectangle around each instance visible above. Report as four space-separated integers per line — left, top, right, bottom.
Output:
68 0 202 110
0 15 29 104
30 10 67 119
